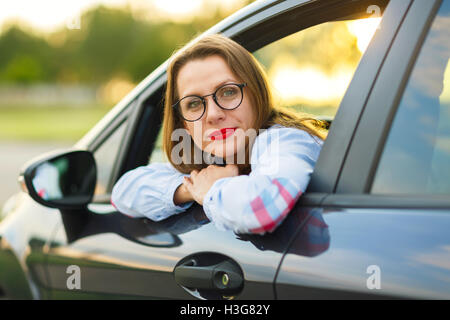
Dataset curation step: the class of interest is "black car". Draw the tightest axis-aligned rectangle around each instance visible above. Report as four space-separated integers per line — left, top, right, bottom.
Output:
1 0 449 300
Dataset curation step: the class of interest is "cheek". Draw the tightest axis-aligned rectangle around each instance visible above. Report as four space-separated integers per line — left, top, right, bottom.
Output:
185 122 206 150
238 100 256 129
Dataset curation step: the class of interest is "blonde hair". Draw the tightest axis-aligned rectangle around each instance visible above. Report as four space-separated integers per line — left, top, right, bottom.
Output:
162 34 327 175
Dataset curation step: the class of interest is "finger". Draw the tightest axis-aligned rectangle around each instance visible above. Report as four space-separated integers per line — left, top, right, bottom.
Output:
189 170 198 182
183 177 194 193
183 176 193 186
190 170 198 177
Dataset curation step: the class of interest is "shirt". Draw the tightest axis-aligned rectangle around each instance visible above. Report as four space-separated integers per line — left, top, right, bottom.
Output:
111 125 323 234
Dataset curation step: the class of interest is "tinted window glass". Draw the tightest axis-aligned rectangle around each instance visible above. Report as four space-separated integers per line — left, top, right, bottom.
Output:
372 1 450 194
93 120 127 199
148 128 166 163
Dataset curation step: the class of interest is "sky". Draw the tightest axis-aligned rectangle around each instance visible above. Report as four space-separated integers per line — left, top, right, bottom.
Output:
0 0 239 33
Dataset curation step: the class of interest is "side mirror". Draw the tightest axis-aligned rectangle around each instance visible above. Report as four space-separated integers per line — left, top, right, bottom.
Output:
19 150 97 209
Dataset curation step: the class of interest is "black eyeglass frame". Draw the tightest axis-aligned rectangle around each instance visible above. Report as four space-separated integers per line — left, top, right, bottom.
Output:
172 82 247 122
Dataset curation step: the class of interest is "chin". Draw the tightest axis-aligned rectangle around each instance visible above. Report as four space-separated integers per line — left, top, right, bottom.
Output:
208 139 246 164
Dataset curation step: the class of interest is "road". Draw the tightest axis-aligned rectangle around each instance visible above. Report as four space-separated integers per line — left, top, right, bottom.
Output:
0 141 73 211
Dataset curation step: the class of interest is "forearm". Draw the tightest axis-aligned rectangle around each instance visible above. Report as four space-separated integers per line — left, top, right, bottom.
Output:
111 163 194 220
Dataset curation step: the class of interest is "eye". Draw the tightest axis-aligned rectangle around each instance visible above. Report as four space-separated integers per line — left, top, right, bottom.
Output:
186 98 202 109
219 86 238 98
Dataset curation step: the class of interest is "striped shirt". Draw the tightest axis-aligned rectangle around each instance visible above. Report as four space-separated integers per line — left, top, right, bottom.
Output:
111 125 323 234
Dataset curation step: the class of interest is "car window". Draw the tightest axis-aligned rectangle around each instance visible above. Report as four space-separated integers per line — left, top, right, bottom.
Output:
93 120 128 200
148 13 386 164
371 0 450 195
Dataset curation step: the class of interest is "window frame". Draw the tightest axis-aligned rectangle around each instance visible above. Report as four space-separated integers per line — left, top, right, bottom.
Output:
88 100 134 203
328 0 450 209
308 0 412 194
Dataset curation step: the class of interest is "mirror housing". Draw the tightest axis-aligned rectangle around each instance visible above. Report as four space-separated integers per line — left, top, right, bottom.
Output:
19 150 97 209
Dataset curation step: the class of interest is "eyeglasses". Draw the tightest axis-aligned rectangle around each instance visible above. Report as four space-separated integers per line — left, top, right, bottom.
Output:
173 83 247 122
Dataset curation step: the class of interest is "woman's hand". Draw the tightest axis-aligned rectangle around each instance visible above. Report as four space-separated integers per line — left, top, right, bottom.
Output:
173 182 194 205
183 164 239 205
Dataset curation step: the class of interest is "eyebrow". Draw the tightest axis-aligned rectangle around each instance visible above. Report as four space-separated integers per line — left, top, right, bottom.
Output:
180 78 240 98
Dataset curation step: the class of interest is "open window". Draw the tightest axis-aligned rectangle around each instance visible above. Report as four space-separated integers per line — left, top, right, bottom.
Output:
139 1 391 169
109 0 392 196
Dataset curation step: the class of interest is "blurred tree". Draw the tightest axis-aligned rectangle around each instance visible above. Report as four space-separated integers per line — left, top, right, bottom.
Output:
2 55 43 84
0 2 254 85
68 6 138 83
0 27 57 83
255 22 361 75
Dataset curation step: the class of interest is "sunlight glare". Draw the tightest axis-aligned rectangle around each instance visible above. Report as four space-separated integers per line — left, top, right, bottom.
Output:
153 0 203 18
347 17 382 53
440 60 450 104
271 65 354 106
0 0 208 33
0 0 128 33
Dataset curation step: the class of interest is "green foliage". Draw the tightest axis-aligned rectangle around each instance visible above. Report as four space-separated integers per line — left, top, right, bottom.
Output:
0 5 234 85
2 55 43 83
0 27 57 83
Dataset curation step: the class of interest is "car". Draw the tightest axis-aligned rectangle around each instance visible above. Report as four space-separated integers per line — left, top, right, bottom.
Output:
1 0 449 300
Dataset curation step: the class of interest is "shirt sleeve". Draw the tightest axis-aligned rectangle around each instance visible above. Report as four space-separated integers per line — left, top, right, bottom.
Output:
202 127 323 234
111 162 194 221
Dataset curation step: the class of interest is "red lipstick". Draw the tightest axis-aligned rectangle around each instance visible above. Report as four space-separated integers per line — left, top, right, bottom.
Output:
209 127 237 141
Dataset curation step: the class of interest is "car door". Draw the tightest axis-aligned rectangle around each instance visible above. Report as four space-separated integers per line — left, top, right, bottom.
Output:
42 0 401 300
276 0 450 299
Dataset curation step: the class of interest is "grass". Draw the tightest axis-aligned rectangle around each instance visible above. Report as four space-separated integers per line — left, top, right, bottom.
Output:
0 104 113 142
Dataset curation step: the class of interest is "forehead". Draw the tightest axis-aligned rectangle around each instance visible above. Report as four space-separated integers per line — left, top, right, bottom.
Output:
176 55 239 97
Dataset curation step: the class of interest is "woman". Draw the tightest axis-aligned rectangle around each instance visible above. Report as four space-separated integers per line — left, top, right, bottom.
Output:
111 34 327 234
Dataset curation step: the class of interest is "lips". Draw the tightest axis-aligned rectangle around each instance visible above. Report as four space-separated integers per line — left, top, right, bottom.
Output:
209 127 237 141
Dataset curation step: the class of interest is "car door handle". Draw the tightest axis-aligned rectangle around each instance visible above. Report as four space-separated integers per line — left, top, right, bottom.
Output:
174 259 243 292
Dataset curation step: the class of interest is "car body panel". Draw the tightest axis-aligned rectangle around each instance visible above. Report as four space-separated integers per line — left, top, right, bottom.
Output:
276 207 450 299
0 193 60 299
42 202 319 299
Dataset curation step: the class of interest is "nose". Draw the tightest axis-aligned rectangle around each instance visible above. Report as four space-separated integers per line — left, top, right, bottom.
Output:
204 95 226 124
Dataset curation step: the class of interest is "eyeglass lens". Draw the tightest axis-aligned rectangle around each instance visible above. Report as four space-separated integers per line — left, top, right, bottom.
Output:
179 84 243 121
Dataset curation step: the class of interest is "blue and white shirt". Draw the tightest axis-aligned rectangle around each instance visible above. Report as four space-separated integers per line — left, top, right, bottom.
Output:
111 125 323 234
